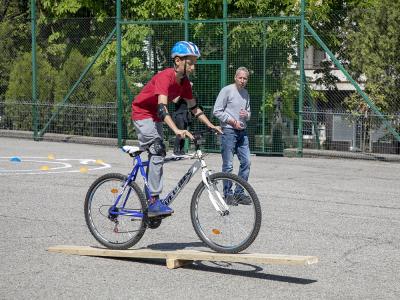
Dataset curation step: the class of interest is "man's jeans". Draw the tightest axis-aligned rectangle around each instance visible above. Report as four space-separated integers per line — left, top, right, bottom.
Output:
221 128 251 196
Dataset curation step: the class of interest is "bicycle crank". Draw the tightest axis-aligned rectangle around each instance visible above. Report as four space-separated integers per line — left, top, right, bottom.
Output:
145 216 162 229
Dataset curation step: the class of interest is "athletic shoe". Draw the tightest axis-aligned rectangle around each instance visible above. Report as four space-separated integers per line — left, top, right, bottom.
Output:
147 200 174 217
225 194 252 206
173 150 186 156
235 194 252 205
224 194 237 206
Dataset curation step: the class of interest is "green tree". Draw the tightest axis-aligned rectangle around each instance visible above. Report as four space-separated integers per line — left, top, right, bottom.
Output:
29 0 390 143
0 0 30 101
345 0 400 115
5 51 57 130
54 48 92 104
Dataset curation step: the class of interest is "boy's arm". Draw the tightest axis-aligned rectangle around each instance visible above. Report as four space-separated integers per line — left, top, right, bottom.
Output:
158 95 194 139
186 99 222 134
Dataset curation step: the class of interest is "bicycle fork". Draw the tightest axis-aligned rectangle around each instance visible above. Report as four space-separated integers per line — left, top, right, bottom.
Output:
201 166 230 216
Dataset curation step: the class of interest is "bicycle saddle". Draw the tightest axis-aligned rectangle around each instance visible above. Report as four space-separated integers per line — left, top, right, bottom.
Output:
122 145 142 156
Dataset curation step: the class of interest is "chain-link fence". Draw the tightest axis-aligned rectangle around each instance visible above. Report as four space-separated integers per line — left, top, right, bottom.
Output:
1 1 399 156
299 9 400 155
0 17 119 138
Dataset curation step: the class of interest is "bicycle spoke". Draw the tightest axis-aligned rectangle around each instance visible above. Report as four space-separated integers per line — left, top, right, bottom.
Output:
191 172 261 253
85 174 147 250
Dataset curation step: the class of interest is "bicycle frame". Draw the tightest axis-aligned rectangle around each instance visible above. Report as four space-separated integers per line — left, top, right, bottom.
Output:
160 156 202 206
110 147 229 219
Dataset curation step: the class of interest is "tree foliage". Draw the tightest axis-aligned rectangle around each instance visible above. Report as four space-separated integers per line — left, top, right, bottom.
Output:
1 0 398 137
0 0 30 100
5 51 57 130
54 48 92 104
344 0 400 115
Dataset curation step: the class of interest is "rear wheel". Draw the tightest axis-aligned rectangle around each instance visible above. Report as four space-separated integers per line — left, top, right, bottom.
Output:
190 172 262 253
84 173 147 250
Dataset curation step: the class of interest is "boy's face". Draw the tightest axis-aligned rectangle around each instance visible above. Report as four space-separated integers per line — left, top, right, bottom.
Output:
175 56 197 76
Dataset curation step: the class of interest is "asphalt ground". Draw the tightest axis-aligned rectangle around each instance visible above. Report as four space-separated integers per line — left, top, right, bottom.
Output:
1 137 399 299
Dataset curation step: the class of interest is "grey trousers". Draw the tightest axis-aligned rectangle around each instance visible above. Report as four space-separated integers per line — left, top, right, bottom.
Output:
133 118 164 196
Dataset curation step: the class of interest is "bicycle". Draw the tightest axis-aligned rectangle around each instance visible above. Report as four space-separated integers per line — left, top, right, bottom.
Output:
84 130 262 253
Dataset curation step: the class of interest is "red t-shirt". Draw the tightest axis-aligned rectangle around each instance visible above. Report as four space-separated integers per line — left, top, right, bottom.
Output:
132 68 193 121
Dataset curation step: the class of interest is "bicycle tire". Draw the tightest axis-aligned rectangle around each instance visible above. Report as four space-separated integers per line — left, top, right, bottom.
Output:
190 172 262 253
84 173 147 250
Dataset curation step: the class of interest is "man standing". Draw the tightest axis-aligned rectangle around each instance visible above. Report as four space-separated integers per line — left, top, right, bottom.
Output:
213 67 251 205
132 41 222 217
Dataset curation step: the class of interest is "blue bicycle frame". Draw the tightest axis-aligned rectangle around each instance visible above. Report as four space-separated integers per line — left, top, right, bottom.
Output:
109 153 202 220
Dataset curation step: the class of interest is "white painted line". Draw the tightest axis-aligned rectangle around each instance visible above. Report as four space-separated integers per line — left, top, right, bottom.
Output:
0 157 111 175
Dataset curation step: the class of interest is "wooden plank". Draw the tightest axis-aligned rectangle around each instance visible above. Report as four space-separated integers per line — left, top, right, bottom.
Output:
47 245 318 269
166 258 193 269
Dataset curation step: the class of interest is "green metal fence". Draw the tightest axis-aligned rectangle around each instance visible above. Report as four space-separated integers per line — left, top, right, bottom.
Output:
300 11 400 155
0 0 399 156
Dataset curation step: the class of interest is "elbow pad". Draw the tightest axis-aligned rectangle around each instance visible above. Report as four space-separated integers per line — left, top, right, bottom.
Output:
189 104 198 117
189 103 198 111
157 103 170 120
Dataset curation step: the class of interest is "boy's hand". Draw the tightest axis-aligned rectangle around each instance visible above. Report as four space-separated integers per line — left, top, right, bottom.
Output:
209 125 223 134
175 129 194 140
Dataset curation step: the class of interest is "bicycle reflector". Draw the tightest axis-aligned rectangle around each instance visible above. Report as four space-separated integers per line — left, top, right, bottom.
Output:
111 188 119 194
212 229 221 235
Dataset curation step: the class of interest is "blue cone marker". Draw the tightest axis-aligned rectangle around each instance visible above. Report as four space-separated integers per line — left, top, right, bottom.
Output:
10 156 22 162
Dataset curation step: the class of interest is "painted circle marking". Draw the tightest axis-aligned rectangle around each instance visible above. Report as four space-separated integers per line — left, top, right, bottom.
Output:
0 156 111 175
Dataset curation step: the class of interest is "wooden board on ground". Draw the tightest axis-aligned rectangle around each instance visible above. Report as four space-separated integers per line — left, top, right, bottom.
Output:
47 245 318 269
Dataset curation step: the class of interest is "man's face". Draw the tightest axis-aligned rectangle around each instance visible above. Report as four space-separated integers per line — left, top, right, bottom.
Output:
175 56 197 76
234 70 249 89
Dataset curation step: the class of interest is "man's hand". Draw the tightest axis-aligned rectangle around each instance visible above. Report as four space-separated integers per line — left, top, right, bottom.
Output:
175 129 194 140
239 108 248 119
227 118 244 130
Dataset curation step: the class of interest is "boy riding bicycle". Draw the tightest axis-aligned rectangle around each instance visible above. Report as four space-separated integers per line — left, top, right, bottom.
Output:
131 41 222 217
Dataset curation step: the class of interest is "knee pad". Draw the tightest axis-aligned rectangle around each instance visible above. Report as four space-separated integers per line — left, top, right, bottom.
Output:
148 138 166 157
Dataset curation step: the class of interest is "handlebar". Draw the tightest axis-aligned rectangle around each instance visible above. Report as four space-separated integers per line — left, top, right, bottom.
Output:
192 128 220 150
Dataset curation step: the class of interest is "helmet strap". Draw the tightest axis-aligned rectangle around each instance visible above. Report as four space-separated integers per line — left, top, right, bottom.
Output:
183 58 187 76
173 57 187 80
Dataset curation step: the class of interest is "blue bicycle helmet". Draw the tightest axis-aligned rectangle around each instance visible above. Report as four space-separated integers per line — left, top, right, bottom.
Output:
171 41 201 58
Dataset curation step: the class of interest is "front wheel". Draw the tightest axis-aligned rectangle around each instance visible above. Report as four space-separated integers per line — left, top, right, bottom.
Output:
84 173 147 250
190 172 262 253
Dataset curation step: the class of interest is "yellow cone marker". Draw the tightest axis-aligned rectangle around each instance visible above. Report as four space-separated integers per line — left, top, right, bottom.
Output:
47 154 55 160
95 159 104 165
40 165 49 171
79 166 88 173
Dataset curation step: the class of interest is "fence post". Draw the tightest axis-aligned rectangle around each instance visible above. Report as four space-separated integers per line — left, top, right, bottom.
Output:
262 27 267 152
296 0 306 156
116 0 123 147
222 0 228 86
184 0 189 40
31 0 39 140
184 0 190 152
